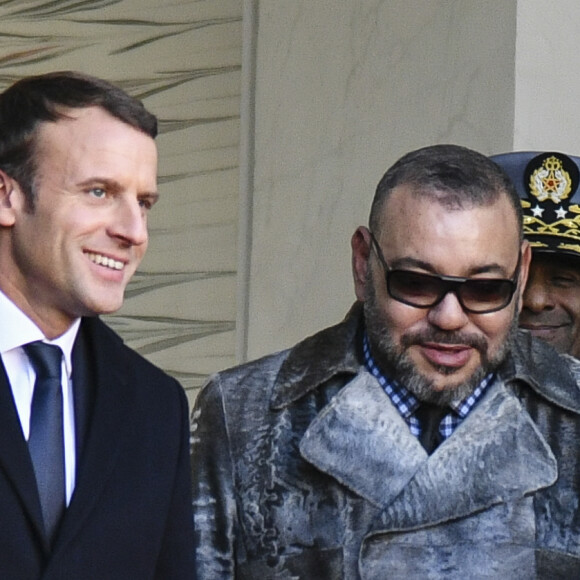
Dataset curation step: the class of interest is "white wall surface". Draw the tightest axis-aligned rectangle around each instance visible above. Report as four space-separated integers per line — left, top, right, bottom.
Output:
244 0 518 360
514 0 580 153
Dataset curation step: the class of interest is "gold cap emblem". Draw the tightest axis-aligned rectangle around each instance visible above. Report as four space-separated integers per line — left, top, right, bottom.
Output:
528 155 572 203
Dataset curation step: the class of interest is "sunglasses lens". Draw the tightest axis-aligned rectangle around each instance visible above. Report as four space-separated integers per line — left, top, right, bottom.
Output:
459 280 514 312
388 271 515 313
388 271 443 306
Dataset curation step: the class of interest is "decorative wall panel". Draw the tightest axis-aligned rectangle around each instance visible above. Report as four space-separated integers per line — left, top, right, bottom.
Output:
0 0 242 406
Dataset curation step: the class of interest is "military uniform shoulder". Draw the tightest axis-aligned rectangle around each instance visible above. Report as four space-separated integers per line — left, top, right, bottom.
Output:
562 353 580 380
512 330 580 413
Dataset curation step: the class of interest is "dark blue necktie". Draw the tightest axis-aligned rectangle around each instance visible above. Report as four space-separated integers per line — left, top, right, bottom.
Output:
416 403 448 454
24 341 65 542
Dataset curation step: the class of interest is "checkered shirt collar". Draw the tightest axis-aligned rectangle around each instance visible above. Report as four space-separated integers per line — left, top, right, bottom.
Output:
362 331 494 439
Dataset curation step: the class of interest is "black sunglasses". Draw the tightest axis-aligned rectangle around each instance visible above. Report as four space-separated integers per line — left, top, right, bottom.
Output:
369 232 520 314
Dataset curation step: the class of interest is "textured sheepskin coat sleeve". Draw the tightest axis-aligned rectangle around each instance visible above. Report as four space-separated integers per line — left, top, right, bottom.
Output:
191 303 580 579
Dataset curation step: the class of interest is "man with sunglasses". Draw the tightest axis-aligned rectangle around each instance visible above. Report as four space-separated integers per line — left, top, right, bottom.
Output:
492 151 580 359
192 144 580 578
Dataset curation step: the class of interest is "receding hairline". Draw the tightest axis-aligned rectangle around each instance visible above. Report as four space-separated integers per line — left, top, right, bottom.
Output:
367 144 524 240
370 183 523 237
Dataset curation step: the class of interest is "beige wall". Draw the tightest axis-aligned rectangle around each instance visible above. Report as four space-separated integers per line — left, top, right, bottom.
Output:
244 0 518 360
514 0 580 151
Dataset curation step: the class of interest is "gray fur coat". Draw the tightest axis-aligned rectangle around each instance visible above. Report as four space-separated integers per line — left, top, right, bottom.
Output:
191 303 580 579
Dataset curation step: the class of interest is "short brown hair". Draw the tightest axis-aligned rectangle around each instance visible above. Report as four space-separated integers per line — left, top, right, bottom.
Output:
0 71 157 206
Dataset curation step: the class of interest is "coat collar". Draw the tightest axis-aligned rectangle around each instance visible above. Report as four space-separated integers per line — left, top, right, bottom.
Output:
300 373 557 511
271 302 363 409
370 376 558 532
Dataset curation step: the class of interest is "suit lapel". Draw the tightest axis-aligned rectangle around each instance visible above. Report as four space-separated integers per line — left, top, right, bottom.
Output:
70 326 95 462
54 318 132 549
300 371 557 531
0 359 46 542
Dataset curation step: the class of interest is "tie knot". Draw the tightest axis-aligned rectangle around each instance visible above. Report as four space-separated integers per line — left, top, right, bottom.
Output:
24 341 62 380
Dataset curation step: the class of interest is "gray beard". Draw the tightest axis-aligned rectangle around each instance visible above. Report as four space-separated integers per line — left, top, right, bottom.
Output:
363 275 517 405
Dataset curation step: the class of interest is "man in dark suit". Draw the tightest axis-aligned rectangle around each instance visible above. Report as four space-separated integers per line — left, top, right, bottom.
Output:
0 72 195 578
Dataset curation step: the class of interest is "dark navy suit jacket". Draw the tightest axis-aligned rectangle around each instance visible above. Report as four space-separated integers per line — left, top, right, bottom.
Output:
0 317 195 579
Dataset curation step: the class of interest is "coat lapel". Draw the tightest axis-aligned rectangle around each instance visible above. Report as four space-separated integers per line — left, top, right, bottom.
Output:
300 371 557 532
300 373 426 507
371 380 557 533
54 318 132 550
0 360 45 541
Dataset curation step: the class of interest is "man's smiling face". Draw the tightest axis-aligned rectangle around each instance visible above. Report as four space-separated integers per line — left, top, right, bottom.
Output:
520 253 580 357
0 106 158 338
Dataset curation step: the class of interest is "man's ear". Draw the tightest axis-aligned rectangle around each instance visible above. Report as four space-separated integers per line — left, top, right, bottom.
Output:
0 170 18 227
351 226 372 302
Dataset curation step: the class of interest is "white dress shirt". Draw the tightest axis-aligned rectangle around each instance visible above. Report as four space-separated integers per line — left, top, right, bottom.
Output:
0 290 79 505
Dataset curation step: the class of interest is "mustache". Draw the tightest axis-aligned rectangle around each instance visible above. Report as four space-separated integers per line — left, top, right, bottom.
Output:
400 329 488 352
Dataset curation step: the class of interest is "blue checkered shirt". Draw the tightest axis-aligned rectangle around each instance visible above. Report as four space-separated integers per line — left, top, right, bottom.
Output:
362 332 493 442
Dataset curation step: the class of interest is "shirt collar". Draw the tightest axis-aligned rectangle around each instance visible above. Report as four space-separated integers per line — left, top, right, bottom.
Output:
0 289 81 379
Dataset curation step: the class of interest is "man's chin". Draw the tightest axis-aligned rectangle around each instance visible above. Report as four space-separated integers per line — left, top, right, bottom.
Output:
411 381 476 405
405 357 478 400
